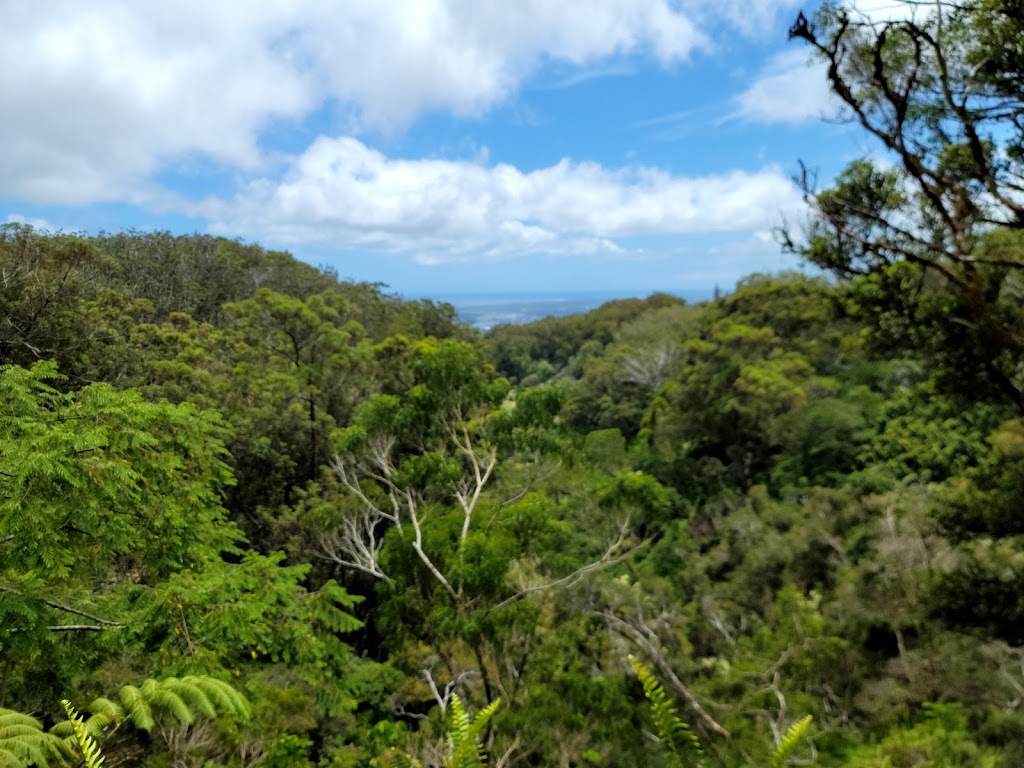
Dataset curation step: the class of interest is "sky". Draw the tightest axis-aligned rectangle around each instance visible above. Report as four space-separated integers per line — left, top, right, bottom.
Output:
0 1 898 299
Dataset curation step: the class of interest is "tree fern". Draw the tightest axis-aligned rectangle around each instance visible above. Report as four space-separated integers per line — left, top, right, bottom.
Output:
115 685 152 732
770 715 812 768
628 655 702 767
60 701 104 768
160 678 216 720
446 695 500 768
177 677 249 720
0 710 65 768
52 676 250 742
139 679 192 725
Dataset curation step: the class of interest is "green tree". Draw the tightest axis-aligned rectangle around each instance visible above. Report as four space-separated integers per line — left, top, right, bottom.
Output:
0 225 115 376
0 360 240 709
223 289 369 484
785 1 1024 408
0 361 237 582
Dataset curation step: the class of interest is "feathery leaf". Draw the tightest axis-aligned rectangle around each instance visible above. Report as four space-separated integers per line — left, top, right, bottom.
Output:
0 710 63 768
771 715 812 768
61 701 105 768
628 655 702 767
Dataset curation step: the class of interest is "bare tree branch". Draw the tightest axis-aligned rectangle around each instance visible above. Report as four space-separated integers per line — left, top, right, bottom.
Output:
602 610 730 738
491 521 635 612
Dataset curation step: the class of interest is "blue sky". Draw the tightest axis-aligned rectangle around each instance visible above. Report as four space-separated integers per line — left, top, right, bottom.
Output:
0 1 894 299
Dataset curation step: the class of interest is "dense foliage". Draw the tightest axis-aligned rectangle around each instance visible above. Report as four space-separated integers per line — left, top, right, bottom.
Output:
4 1 1024 765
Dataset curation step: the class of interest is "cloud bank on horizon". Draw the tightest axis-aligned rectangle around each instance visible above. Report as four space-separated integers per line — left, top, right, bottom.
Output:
1 0 859 293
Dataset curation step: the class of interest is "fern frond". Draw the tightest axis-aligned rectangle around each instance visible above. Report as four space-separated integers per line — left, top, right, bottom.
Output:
45 724 71 740
115 685 153 732
84 714 118 739
0 727 44 742
447 694 472 747
770 715 812 768
53 694 133 740
86 699 124 726
146 690 192 724
139 679 159 706
0 709 64 768
467 699 500 742
445 695 500 768
628 655 702 767
67 675 247 744
61 701 105 768
160 679 215 719
181 678 249 721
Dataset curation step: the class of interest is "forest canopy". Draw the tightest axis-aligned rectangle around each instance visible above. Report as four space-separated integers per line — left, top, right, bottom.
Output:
3 0 1024 766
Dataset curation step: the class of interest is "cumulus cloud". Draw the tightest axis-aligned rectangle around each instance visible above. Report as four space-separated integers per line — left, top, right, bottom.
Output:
733 48 837 124
204 137 805 263
2 0 818 267
1 0 828 204
0 0 721 204
302 0 709 127
0 1 313 204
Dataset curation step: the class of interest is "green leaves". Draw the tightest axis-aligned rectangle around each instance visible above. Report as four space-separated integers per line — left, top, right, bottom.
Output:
770 715 812 768
53 676 250 740
0 678 251 768
0 360 245 701
0 360 238 583
445 695 500 768
841 703 1002 767
135 551 363 669
114 685 153 731
368 696 499 768
627 656 702 768
789 0 1024 410
0 224 110 374
59 702 103 768
0 711 64 768
371 751 421 768
630 654 814 768
809 161 907 276
10 218 1024 768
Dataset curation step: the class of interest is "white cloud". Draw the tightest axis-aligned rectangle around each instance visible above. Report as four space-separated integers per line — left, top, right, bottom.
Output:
2 0 837 207
0 0 721 205
0 1 313 204
204 137 805 263
846 0 924 24
1 0 819 273
733 48 837 124
302 1 709 128
5 213 53 230
690 0 802 39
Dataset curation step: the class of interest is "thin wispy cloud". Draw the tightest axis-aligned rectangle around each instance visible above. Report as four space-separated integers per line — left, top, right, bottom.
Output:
731 48 838 125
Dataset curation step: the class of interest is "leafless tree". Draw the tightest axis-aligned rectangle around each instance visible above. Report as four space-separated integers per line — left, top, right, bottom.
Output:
619 342 680 393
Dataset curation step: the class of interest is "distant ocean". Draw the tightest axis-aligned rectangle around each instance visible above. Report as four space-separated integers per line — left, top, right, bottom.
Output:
430 290 709 331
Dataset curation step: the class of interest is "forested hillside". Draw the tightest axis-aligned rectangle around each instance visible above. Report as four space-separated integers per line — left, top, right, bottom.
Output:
3 1 1024 766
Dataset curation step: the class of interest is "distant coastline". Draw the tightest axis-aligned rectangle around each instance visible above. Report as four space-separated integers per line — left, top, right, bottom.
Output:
426 290 709 330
